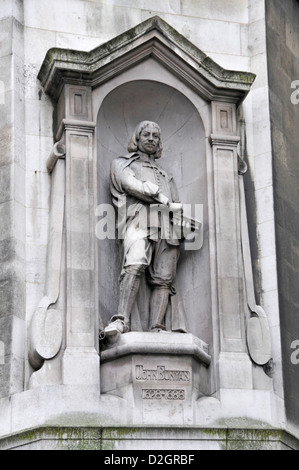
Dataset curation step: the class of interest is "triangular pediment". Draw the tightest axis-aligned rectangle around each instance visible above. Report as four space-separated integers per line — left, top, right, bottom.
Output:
38 16 255 104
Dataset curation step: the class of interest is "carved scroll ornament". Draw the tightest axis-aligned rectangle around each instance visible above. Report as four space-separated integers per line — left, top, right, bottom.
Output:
29 140 66 370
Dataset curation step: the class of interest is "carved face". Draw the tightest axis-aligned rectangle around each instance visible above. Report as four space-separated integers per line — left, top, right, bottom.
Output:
137 123 160 156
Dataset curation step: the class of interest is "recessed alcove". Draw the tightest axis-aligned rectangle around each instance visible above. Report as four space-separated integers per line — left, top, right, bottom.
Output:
96 79 212 346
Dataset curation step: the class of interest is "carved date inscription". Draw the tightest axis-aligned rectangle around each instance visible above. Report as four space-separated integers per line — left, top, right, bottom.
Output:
142 389 185 400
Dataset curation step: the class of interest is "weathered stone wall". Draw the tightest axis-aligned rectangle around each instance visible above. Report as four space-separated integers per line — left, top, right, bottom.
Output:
0 426 298 450
0 0 25 399
265 0 299 430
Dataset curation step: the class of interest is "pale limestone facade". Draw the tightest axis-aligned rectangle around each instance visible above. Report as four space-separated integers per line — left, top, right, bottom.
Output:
0 0 298 450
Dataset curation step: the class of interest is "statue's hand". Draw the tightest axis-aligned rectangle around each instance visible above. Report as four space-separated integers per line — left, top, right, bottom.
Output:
155 191 169 206
168 202 183 213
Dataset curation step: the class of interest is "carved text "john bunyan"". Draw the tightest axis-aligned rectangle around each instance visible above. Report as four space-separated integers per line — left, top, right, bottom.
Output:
135 365 190 382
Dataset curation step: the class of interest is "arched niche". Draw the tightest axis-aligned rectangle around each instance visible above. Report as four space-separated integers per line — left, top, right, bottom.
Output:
96 79 212 344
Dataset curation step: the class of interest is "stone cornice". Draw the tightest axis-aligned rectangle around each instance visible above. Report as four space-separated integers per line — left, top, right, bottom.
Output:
209 134 241 147
38 16 255 104
56 119 96 141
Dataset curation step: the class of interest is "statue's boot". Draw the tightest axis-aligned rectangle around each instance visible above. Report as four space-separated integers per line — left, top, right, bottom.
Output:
150 287 170 332
104 273 140 341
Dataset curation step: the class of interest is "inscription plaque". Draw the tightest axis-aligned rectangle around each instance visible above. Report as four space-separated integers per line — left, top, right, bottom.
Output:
135 364 191 401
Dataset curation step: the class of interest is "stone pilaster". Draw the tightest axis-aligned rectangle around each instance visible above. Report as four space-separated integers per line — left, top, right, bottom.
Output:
210 101 252 389
55 86 99 385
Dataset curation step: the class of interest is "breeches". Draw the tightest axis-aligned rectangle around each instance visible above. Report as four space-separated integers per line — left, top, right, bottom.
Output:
123 237 179 288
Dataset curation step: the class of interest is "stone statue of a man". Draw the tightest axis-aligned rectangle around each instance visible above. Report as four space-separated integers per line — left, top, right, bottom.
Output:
103 120 187 341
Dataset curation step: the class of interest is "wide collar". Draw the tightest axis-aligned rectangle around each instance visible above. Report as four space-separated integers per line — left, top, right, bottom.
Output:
123 152 159 166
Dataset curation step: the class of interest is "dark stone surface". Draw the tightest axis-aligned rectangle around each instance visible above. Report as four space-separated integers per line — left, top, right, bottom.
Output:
266 0 299 428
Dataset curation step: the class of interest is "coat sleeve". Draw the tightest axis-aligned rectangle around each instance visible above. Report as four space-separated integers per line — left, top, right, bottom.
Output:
111 158 160 203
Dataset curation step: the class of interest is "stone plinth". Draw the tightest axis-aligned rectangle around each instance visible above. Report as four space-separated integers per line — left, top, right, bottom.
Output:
100 332 211 425
0 426 298 451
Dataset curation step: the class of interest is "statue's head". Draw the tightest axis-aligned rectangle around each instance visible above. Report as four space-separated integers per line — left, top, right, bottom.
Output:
127 121 163 159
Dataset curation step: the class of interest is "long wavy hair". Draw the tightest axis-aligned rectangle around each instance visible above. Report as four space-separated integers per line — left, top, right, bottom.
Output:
127 121 163 159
